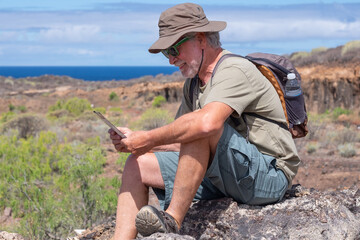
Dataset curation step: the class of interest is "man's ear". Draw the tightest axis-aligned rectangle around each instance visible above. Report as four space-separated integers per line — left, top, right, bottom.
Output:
196 33 207 49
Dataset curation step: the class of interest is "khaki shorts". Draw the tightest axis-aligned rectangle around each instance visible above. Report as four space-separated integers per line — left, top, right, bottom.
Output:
153 123 288 210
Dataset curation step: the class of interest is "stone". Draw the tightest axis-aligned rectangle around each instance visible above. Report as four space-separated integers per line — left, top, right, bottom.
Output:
71 185 360 240
0 232 25 240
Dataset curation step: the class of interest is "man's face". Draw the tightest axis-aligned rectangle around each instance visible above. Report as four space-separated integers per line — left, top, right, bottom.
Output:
168 37 202 78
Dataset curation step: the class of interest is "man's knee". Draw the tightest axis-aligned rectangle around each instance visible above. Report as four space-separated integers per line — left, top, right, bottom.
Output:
123 153 164 188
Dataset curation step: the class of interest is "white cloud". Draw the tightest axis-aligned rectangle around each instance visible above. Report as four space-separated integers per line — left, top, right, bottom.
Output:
222 19 360 42
1 2 360 65
60 47 99 56
39 25 101 43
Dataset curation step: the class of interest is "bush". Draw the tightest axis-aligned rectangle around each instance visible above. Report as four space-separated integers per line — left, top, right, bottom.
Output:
109 92 119 101
48 99 65 112
109 107 123 113
0 132 119 239
338 143 357 158
48 98 92 119
135 108 173 130
8 104 15 112
306 142 319 154
341 40 360 56
0 111 16 123
152 95 166 108
331 107 351 119
311 47 328 54
64 98 92 116
1 114 48 139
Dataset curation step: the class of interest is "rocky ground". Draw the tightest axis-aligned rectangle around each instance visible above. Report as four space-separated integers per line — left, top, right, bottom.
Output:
0 65 359 239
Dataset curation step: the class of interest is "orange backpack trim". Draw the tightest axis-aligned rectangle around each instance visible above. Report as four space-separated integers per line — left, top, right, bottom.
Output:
255 64 289 125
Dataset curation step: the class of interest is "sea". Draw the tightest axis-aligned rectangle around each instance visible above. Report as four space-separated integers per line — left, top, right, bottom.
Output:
0 66 179 81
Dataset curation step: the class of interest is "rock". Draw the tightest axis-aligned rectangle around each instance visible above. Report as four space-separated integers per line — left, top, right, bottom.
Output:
0 231 25 240
72 185 360 240
140 233 195 240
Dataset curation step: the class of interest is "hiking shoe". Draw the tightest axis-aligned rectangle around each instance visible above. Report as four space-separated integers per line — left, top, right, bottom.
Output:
135 205 179 236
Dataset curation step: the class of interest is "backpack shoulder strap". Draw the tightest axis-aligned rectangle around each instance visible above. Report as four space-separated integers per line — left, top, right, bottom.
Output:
211 53 244 80
211 53 290 135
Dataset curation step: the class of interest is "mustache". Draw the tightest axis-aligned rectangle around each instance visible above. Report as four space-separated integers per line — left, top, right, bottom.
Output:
174 61 185 67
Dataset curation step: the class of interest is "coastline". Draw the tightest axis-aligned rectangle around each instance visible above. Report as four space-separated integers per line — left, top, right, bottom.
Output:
0 66 179 81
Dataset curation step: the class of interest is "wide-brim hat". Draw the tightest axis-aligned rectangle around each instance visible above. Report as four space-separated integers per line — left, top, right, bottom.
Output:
149 3 227 53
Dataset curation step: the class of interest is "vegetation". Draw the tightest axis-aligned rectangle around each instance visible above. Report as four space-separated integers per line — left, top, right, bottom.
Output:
1 114 48 139
338 143 357 158
47 97 93 121
109 91 119 101
133 108 173 130
306 142 319 154
0 132 120 239
152 95 166 108
341 40 360 56
295 107 359 158
289 40 360 66
1 65 359 239
307 107 353 123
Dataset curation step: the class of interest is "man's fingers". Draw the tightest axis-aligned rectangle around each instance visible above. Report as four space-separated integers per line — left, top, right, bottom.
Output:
112 139 122 145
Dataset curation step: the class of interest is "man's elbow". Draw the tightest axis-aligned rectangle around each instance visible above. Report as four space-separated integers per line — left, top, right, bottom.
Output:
199 113 224 136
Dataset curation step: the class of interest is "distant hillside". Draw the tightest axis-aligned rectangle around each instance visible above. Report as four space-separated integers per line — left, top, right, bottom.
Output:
289 40 360 66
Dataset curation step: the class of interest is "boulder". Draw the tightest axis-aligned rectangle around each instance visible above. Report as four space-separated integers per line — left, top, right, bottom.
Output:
74 185 360 240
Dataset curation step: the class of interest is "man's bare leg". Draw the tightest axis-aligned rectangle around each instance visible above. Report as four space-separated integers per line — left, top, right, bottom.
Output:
166 127 223 227
112 153 164 240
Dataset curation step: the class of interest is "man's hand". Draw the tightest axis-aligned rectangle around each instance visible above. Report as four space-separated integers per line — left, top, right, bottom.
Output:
108 127 154 156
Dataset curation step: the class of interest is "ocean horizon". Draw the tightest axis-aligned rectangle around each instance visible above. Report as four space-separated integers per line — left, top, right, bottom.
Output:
0 66 179 81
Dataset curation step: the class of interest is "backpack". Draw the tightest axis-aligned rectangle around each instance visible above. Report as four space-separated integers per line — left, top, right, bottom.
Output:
190 52 308 139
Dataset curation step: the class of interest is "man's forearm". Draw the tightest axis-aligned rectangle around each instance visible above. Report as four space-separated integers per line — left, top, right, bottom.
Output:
151 143 181 152
148 109 212 147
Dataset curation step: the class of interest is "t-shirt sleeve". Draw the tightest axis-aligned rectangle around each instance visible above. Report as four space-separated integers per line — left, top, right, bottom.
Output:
204 64 256 116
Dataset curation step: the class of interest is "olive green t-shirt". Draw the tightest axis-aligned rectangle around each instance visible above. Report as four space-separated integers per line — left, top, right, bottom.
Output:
176 50 300 185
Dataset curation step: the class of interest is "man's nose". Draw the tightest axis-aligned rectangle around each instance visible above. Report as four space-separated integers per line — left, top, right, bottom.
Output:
169 54 177 65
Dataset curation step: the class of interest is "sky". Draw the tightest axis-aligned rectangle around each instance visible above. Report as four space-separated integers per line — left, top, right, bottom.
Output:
0 0 360 66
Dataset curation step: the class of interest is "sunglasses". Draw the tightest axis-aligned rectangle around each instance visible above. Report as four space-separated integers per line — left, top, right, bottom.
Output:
161 37 190 58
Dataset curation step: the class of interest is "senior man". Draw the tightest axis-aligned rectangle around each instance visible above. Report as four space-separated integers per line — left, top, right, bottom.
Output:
109 3 300 239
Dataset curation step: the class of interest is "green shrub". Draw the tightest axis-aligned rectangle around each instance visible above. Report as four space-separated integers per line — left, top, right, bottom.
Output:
152 95 166 108
0 111 16 123
332 107 351 119
135 108 173 130
64 98 92 116
8 104 15 112
48 99 65 112
17 105 27 113
109 107 122 113
48 98 92 119
0 132 118 239
109 92 119 101
93 107 106 114
338 143 357 158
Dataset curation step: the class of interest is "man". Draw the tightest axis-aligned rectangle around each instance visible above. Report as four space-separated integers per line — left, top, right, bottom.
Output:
109 3 300 239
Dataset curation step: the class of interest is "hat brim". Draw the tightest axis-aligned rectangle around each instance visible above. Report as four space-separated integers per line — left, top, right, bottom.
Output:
148 21 226 54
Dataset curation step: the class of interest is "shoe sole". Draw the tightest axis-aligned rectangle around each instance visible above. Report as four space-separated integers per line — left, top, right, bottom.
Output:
135 206 166 237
